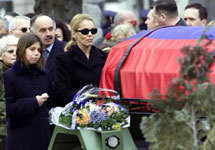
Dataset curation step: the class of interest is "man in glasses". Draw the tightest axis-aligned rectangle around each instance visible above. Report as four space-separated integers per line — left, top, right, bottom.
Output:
9 16 30 38
30 15 65 83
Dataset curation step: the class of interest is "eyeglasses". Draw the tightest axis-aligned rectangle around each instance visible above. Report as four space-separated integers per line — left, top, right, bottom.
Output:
20 27 30 33
7 49 15 54
76 28 97 35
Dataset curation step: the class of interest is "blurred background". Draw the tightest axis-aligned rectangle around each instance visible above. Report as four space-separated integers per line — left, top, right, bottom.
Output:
0 0 214 24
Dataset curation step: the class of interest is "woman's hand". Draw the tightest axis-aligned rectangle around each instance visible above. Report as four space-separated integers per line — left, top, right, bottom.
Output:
36 93 49 107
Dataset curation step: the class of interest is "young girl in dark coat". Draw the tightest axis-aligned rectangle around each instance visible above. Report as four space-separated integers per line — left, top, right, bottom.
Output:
3 33 52 150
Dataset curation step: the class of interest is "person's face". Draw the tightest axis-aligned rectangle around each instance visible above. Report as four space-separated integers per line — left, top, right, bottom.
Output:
145 10 156 29
123 14 137 27
55 28 63 41
72 20 97 50
0 45 17 66
152 7 166 27
11 19 30 38
184 8 206 26
34 16 55 48
25 42 41 65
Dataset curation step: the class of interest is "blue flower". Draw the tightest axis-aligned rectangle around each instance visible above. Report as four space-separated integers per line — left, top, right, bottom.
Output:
90 111 107 124
79 100 87 106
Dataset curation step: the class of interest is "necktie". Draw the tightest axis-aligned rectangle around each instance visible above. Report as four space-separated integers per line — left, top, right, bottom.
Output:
44 49 49 60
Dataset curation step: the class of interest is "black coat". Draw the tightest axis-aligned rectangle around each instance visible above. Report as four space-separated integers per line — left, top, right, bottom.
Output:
3 61 52 150
54 45 107 106
46 38 66 81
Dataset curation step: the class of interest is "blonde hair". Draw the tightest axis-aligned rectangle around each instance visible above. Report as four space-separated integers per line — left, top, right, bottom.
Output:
111 23 136 41
64 14 95 52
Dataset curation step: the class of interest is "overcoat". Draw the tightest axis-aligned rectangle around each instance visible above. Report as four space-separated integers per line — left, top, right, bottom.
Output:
54 45 107 106
3 61 52 150
46 38 66 81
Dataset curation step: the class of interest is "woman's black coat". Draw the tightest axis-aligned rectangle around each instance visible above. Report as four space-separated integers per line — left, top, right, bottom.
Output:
54 45 107 106
3 61 52 150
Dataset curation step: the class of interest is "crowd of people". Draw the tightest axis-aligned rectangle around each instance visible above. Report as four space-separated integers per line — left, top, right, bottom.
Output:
0 0 210 149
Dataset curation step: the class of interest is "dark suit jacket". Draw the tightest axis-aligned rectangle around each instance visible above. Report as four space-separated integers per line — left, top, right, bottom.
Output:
3 61 52 150
46 38 66 81
54 45 107 106
176 18 187 26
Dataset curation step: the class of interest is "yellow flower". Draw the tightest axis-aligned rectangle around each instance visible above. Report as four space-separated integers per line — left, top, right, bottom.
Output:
76 110 90 125
112 123 121 130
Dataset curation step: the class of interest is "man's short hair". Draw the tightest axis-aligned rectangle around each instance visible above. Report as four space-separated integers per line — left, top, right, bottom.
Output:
113 10 136 26
185 3 208 20
152 0 178 17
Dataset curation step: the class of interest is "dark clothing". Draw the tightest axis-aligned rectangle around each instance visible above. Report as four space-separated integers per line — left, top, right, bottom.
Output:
0 64 6 150
3 61 52 150
176 18 187 26
54 45 107 106
0 62 10 72
46 38 66 81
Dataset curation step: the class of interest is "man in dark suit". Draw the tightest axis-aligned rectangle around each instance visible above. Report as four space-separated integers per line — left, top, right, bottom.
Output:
30 15 66 81
151 0 187 27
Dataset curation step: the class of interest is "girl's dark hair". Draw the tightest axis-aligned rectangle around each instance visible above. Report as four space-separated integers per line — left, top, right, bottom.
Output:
16 33 45 69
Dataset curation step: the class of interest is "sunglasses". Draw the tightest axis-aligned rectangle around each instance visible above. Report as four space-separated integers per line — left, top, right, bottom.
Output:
21 27 30 33
15 27 29 33
7 49 15 54
76 28 97 35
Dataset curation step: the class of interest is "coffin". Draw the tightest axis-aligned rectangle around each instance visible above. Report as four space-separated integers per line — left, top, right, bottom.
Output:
100 26 215 100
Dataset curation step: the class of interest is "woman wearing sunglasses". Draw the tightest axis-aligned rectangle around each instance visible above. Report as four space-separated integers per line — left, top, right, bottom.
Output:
53 14 107 106
0 35 18 72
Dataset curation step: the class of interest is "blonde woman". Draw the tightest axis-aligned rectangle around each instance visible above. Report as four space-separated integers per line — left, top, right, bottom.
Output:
54 14 107 106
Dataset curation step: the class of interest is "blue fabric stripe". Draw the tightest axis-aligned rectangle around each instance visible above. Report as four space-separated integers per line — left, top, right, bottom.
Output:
127 26 215 40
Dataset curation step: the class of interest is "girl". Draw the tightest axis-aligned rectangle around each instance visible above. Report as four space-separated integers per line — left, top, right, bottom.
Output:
3 33 52 150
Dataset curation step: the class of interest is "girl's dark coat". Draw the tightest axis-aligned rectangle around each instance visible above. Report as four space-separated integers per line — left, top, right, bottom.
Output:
3 61 52 150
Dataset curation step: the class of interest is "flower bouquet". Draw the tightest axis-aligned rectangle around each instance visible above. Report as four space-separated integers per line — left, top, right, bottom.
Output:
49 85 130 131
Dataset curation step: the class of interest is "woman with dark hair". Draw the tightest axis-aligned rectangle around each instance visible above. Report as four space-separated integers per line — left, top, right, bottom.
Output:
3 33 52 150
54 18 71 42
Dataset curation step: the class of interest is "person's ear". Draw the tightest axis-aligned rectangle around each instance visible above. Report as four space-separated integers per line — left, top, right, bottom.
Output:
201 19 207 26
71 30 76 40
160 13 166 22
